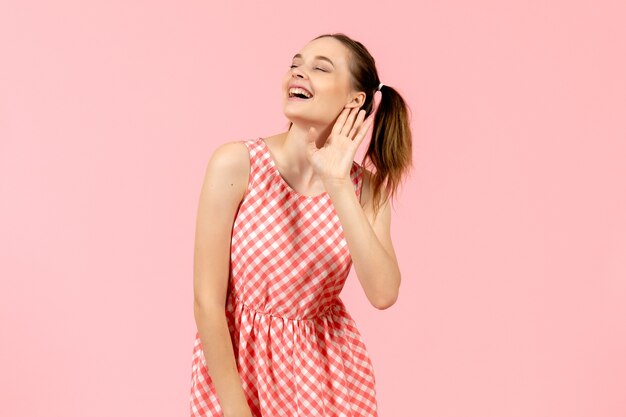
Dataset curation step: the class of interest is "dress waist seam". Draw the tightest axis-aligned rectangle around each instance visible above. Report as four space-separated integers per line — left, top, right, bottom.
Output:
232 294 341 321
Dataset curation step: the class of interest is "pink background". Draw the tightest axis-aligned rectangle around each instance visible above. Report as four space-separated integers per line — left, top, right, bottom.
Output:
1 1 625 416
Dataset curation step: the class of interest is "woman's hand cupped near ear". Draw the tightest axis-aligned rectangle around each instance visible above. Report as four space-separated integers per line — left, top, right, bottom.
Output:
306 107 374 185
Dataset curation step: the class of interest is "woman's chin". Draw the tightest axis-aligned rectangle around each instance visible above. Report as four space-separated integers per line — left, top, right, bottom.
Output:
284 104 338 126
283 109 313 123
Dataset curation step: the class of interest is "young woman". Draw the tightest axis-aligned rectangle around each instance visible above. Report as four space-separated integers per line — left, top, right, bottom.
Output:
190 33 413 417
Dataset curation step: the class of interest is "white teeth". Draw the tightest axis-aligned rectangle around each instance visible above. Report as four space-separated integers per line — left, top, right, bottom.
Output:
288 87 312 98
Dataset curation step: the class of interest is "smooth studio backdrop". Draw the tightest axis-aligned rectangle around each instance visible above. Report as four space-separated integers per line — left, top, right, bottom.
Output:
1 1 625 416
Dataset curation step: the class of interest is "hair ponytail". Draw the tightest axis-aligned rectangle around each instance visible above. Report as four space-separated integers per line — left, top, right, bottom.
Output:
365 83 413 219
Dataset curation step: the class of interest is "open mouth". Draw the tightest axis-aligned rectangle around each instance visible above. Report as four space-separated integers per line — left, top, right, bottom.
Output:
288 87 313 100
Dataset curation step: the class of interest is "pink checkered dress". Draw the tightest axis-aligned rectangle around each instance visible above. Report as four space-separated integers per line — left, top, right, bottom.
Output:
190 136 378 417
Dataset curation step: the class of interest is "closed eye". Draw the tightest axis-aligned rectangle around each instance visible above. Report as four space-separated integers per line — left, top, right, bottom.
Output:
289 65 328 72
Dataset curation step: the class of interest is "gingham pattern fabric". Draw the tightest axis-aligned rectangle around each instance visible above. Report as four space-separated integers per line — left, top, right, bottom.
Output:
190 136 378 417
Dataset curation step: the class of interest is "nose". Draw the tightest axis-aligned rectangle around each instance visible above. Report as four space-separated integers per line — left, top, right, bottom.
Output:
290 66 308 79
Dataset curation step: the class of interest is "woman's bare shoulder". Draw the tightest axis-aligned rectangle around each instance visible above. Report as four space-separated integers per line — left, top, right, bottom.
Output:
209 139 250 163
202 139 251 202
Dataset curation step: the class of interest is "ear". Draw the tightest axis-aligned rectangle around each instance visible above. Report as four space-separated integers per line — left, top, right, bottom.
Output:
345 91 367 109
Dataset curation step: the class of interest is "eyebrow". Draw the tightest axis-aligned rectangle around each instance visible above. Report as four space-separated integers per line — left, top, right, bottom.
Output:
292 53 335 67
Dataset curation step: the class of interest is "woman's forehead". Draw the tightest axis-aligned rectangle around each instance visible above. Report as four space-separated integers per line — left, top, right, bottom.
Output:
297 38 348 63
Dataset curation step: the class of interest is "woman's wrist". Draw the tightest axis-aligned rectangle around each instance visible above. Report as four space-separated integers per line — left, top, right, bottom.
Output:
322 176 353 195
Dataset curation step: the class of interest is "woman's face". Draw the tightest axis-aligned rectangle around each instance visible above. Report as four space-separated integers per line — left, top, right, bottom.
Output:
282 37 364 128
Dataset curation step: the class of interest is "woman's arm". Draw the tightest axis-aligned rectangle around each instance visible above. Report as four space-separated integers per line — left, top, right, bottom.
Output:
323 167 401 309
193 141 252 417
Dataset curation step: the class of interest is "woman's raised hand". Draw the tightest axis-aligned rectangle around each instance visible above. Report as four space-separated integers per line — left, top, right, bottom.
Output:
306 107 374 184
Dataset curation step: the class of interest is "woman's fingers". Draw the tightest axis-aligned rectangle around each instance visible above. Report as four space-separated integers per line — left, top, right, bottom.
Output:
334 107 372 147
353 113 374 148
340 107 360 137
347 109 366 139
331 108 351 140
